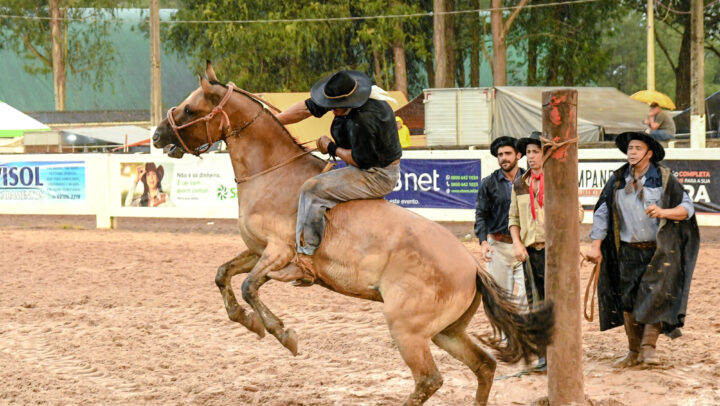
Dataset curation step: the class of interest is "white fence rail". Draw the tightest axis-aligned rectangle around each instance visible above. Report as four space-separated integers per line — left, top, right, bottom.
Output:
2 148 719 228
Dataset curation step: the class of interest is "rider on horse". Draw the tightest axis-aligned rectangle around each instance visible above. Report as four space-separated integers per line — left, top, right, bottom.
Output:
276 70 402 283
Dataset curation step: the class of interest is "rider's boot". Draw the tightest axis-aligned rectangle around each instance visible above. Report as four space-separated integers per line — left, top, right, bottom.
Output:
613 312 643 368
289 253 316 287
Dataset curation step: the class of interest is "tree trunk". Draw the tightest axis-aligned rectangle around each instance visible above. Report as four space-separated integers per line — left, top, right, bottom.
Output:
393 43 408 97
425 57 435 88
446 0 455 86
470 0 480 87
491 0 507 86
434 0 455 87
382 50 391 90
50 0 66 111
675 21 692 110
528 35 537 85
373 49 384 89
457 48 467 87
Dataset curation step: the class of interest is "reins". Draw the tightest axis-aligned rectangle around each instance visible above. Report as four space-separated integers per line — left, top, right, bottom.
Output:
582 255 601 322
234 138 337 184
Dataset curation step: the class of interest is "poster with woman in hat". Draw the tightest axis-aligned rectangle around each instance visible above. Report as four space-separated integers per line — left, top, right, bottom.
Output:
122 162 173 207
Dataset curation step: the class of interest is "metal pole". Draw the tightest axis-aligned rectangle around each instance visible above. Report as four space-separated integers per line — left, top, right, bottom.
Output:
542 89 584 405
690 0 706 148
150 0 163 155
647 0 655 92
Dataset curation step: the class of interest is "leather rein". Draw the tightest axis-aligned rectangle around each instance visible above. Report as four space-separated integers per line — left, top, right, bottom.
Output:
166 83 330 182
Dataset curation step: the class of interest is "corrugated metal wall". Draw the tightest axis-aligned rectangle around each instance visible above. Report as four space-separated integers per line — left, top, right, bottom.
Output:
423 88 492 146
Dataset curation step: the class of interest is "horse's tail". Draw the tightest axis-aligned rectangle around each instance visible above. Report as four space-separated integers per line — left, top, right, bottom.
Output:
474 267 554 363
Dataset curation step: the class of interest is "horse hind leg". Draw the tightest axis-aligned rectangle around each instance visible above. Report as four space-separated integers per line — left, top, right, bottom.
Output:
431 294 496 406
215 250 265 338
392 332 444 406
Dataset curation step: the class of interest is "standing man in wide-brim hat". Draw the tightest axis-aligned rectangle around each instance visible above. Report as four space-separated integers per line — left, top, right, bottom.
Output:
475 136 527 310
586 131 699 367
276 70 402 284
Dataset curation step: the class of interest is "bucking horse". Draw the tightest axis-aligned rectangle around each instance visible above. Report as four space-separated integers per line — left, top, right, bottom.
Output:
152 62 554 405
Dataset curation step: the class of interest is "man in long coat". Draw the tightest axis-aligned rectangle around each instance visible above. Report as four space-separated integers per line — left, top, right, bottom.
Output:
586 132 699 366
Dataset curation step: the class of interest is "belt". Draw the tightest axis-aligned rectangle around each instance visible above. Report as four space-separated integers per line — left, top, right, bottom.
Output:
489 233 513 244
622 241 657 249
528 242 545 250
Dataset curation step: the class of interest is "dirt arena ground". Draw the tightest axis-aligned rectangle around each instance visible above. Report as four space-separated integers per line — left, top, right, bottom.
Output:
1 215 719 405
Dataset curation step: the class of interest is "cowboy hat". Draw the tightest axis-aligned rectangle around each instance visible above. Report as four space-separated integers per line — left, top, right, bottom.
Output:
310 70 372 109
516 131 542 157
142 162 164 183
490 136 519 157
615 131 665 162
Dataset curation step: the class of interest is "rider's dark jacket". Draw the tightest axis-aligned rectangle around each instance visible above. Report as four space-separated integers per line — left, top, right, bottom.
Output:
305 98 402 169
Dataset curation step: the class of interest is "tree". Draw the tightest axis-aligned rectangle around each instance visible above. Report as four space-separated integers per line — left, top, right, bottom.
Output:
0 1 121 111
623 0 720 109
166 1 434 98
166 1 358 92
489 0 527 86
512 0 620 87
434 0 455 87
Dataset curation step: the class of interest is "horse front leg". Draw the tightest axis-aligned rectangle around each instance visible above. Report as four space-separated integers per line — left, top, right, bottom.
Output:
215 250 265 338
240 242 299 355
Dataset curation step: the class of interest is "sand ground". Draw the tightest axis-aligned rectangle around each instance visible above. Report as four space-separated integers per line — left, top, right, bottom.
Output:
1 215 719 405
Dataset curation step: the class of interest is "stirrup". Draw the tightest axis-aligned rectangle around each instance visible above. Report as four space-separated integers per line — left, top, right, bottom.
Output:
291 253 317 285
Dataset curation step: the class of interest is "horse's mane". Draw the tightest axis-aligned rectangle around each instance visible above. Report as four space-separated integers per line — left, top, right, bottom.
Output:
209 80 315 155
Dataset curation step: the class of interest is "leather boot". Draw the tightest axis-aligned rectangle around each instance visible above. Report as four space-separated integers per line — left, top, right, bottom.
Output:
613 312 643 368
640 323 661 365
289 253 316 287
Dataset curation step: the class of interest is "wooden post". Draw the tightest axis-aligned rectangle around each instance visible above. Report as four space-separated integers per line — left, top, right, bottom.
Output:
690 0 706 148
150 0 162 127
149 0 163 155
542 89 584 405
646 0 655 92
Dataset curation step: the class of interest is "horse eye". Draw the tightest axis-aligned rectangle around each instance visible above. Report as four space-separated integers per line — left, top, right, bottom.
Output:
184 106 192 115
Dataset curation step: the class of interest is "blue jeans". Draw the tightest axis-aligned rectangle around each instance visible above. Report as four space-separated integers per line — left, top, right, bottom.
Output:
296 163 401 255
648 130 674 141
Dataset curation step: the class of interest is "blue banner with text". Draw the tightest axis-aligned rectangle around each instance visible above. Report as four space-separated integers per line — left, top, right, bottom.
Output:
385 159 481 209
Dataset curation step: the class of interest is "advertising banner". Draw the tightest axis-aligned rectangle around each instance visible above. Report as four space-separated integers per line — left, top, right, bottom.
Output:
667 160 720 213
119 159 237 209
578 160 720 213
386 159 481 209
0 160 86 202
577 161 624 208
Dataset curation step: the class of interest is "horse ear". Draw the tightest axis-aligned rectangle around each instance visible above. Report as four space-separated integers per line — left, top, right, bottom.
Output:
199 75 213 94
205 60 218 82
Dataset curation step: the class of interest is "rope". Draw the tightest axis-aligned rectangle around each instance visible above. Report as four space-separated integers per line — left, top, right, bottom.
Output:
582 255 601 322
540 135 579 167
233 137 337 184
235 148 318 184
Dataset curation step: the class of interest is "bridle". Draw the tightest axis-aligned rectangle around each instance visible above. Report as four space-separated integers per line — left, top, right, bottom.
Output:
166 83 265 156
166 81 334 181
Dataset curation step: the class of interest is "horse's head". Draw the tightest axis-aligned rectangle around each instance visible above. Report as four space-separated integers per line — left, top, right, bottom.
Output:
153 61 247 158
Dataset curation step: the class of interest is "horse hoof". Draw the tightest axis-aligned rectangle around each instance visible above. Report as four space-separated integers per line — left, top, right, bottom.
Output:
282 328 298 356
248 312 265 339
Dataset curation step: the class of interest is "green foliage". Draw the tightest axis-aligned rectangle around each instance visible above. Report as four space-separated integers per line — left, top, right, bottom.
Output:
0 0 123 93
166 1 356 92
164 0 434 96
512 0 621 86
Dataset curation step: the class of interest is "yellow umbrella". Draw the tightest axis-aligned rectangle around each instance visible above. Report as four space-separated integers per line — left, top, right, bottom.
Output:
630 89 677 110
